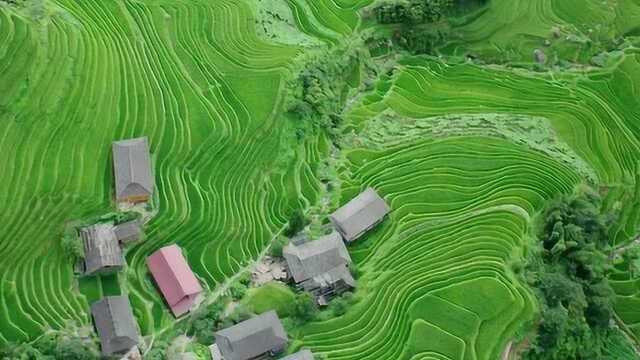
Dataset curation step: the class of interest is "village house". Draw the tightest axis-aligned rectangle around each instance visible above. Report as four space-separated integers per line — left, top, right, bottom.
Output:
281 349 314 360
81 223 124 276
112 137 154 204
80 221 142 275
91 296 140 357
147 244 203 317
210 310 287 360
283 232 355 305
329 187 390 242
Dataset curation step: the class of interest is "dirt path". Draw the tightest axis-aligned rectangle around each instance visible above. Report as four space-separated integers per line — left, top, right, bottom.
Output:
143 226 286 356
501 341 513 360
201 226 285 307
613 236 640 257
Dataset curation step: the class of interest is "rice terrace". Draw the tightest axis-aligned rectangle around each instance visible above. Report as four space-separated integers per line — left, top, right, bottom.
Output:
1 0 640 359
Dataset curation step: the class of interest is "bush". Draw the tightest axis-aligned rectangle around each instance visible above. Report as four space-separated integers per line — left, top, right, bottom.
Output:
54 337 99 360
188 302 225 345
226 305 252 326
330 297 348 317
270 236 289 258
145 339 170 360
61 234 83 261
349 263 360 279
228 282 248 301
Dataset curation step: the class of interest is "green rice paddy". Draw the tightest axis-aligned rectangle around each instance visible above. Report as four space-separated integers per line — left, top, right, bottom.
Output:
1 0 640 359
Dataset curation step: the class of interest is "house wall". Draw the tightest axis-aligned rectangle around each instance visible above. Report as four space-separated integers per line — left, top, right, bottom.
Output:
170 295 196 317
117 194 150 204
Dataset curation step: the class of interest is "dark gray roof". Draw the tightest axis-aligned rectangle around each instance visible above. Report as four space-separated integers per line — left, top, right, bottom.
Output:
91 296 139 356
112 137 154 201
283 232 351 283
281 350 314 360
114 220 141 243
329 187 390 242
215 310 287 360
81 224 124 275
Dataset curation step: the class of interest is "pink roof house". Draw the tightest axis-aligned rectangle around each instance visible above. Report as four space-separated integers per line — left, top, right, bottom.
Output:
147 244 203 317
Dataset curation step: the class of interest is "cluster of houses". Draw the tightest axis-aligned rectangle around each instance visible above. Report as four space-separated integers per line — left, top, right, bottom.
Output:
79 137 155 275
74 137 152 358
81 137 391 359
206 188 390 359
83 137 208 358
282 187 390 305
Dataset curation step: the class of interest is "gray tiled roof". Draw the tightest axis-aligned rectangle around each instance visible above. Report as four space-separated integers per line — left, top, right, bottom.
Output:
329 187 390 242
81 224 124 275
215 310 287 360
281 349 314 360
283 232 351 284
302 264 355 291
112 137 154 201
91 296 139 356
114 220 141 243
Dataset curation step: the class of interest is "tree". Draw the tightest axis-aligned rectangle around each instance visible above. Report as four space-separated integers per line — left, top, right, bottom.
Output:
292 293 318 322
284 209 307 237
522 186 618 359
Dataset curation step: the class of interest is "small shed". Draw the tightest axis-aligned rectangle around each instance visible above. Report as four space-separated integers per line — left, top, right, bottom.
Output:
214 310 288 360
112 137 154 203
281 349 315 360
114 220 142 244
329 187 390 242
147 244 202 317
81 223 124 276
91 296 139 356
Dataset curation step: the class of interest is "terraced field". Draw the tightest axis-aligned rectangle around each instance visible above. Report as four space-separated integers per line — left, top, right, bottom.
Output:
2 0 640 359
300 135 581 359
296 51 640 356
0 0 317 341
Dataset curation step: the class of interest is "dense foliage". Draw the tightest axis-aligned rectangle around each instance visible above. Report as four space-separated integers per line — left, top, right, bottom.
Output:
285 40 380 142
0 332 100 360
522 187 622 359
369 0 456 54
373 0 454 24
369 0 488 54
